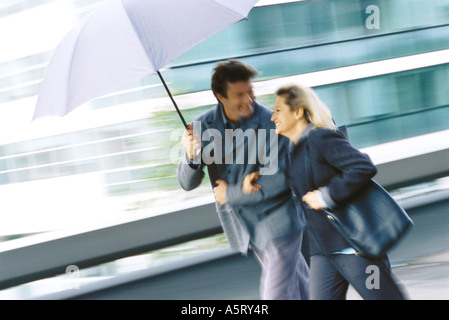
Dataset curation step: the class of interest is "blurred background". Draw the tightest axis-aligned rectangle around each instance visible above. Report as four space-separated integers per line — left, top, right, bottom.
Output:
0 0 449 299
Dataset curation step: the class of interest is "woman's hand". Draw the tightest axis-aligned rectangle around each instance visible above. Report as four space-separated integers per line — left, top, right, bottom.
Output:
214 179 228 205
242 171 261 194
302 190 325 211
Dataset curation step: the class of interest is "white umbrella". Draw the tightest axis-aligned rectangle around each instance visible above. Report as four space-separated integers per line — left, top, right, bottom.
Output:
33 0 260 128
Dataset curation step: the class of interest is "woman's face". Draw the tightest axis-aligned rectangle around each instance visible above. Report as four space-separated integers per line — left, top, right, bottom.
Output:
271 95 299 137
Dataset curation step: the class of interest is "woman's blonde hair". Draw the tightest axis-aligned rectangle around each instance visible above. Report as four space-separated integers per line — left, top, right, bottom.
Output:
276 84 337 130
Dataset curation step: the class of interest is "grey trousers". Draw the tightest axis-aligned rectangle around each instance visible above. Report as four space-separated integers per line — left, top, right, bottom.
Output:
310 253 407 300
253 232 310 300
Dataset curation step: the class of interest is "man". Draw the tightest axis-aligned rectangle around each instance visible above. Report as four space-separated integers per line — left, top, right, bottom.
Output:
177 60 309 300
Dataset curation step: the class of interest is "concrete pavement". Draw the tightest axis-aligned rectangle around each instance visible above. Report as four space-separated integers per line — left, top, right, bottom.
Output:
348 250 449 300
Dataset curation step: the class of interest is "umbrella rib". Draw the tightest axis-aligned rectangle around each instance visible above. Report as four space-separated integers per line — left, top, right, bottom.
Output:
157 71 188 129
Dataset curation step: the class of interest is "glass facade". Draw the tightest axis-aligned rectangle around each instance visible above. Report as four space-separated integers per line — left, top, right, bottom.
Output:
1 0 449 240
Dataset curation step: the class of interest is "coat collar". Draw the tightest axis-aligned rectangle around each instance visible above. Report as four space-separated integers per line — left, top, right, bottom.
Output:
208 102 261 131
297 122 315 145
289 122 315 154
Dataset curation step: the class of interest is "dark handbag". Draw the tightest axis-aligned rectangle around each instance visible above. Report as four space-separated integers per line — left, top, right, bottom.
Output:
304 133 413 258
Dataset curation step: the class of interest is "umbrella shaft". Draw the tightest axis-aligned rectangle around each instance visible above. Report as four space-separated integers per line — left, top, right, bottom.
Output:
157 71 188 129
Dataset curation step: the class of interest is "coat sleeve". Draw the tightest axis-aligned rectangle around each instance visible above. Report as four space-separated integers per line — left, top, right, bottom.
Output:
177 147 205 191
225 136 292 206
225 166 290 206
311 129 377 207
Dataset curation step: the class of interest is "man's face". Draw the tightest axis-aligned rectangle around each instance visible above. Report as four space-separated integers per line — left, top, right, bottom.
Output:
217 80 255 122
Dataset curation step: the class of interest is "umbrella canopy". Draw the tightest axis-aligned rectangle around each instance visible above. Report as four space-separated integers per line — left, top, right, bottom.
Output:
33 0 259 126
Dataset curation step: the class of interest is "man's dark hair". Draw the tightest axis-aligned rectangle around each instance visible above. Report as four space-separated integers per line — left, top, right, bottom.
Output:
211 59 257 100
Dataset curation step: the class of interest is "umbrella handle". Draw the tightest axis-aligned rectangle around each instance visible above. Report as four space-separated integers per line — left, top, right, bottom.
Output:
157 71 189 129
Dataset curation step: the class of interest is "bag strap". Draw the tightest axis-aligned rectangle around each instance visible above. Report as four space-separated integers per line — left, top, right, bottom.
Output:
304 138 317 190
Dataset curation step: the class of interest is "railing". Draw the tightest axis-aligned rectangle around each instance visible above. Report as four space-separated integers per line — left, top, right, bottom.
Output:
0 129 449 290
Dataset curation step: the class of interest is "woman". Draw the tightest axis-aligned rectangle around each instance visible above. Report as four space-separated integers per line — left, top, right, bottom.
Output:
245 83 406 299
